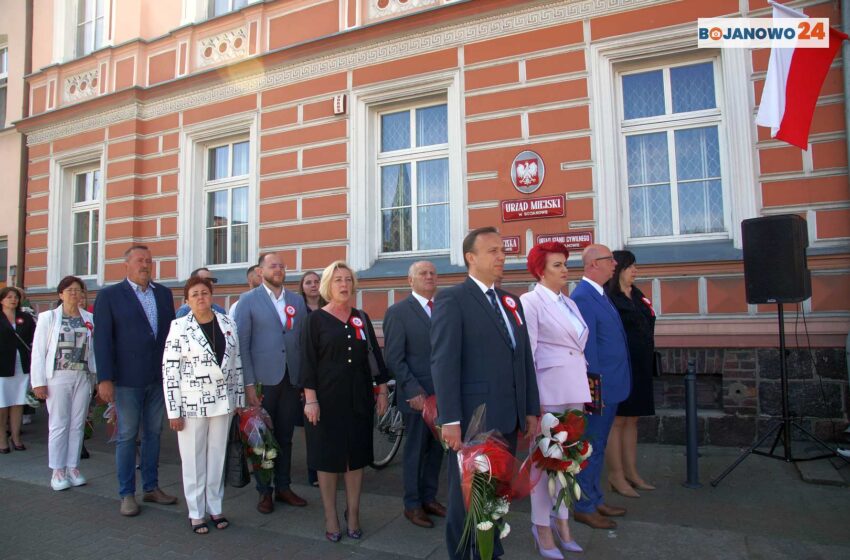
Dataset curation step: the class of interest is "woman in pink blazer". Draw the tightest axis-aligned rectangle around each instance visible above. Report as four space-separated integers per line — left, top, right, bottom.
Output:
520 242 591 559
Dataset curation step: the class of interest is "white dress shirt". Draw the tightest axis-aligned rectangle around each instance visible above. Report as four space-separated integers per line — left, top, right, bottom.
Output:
411 290 433 318
263 284 288 328
581 276 605 296
540 284 586 338
468 275 516 348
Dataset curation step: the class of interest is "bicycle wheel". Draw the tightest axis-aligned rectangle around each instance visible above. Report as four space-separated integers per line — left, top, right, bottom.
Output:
371 389 404 469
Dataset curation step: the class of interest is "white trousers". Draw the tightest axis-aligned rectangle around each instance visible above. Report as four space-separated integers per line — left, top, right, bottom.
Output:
45 372 92 470
530 403 583 526
177 414 230 520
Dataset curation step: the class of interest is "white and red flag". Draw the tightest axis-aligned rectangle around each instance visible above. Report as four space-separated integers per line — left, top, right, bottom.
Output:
755 1 847 150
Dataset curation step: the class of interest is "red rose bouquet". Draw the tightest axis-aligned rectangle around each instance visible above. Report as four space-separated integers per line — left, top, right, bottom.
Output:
421 395 448 451
530 409 593 511
238 405 280 485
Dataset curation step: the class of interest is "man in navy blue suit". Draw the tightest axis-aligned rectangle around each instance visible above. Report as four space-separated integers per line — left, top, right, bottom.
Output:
94 245 177 517
431 227 540 559
383 260 445 529
570 244 632 529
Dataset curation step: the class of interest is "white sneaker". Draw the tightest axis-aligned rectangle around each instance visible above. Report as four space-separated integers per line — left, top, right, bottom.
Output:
67 468 87 487
51 470 71 491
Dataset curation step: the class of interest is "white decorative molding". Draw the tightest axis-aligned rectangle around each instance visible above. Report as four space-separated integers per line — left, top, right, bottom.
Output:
27 0 669 144
27 104 140 145
64 69 100 103
368 0 457 22
197 26 249 67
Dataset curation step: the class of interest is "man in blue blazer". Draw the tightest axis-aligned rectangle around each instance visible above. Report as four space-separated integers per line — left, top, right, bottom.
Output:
431 227 540 560
383 260 446 529
570 244 632 530
234 252 307 514
94 245 178 517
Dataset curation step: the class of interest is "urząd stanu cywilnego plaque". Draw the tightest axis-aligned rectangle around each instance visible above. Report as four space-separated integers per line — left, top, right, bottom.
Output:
510 150 545 194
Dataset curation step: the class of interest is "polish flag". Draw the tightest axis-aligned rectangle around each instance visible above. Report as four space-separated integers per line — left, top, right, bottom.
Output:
755 1 847 150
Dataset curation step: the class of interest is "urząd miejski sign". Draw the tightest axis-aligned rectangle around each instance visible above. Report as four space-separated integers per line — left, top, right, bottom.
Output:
501 195 565 222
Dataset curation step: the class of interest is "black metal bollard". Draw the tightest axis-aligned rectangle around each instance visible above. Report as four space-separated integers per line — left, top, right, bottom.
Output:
683 358 702 488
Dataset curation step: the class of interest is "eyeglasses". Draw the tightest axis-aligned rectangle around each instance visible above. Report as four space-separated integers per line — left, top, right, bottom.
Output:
63 289 84 294
594 256 614 262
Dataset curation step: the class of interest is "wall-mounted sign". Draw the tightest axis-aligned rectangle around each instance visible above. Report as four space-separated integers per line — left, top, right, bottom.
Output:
502 235 521 255
535 230 594 250
501 195 565 222
333 94 347 115
510 150 545 194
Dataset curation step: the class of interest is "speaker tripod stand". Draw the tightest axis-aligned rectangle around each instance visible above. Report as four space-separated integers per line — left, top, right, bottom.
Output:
711 303 850 487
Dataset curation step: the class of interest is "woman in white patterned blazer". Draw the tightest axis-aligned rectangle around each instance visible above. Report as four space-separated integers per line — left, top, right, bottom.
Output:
162 276 245 535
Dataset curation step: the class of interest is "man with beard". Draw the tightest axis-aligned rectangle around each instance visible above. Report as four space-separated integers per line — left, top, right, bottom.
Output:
234 252 308 514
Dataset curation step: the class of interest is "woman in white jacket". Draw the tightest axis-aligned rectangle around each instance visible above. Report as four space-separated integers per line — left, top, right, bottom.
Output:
30 276 96 491
163 276 244 534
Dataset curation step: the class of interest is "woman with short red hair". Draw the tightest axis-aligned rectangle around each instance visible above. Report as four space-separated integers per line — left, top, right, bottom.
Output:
520 243 591 558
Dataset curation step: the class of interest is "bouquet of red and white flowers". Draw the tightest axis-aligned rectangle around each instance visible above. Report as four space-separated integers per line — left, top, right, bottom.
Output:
421 395 448 451
530 409 593 511
458 405 529 560
238 406 280 485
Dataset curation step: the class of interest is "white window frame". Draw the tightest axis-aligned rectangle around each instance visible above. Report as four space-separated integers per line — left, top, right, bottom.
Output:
70 168 102 278
376 98 451 256
47 147 106 286
52 0 113 63
617 56 729 243
203 138 251 267
181 0 260 23
0 46 8 79
350 69 465 270
590 25 757 249
76 0 106 58
178 112 258 279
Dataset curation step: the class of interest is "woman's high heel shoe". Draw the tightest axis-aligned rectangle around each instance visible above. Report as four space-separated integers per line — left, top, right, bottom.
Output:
550 520 583 553
626 477 656 491
608 479 640 498
532 525 564 559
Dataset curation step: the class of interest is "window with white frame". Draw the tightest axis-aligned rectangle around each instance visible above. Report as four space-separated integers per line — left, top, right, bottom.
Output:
76 0 105 57
0 237 7 283
0 46 7 79
619 59 727 241
208 0 248 17
0 45 7 129
378 102 450 254
71 169 101 277
204 139 249 266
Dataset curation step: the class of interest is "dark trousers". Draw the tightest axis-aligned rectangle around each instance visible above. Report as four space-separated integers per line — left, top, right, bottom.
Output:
574 402 618 513
255 375 301 495
402 412 444 510
446 430 517 560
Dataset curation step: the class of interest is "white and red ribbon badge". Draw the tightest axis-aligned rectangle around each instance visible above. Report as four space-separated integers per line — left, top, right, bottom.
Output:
284 305 296 329
641 296 656 317
501 295 523 326
349 316 366 340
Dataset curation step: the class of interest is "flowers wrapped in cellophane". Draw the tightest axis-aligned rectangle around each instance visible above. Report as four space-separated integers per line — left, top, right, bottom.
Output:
530 409 593 511
458 405 531 560
421 395 448 451
238 406 280 485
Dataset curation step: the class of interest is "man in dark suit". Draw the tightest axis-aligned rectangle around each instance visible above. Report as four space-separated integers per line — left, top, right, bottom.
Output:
383 260 446 529
94 245 178 517
233 252 308 514
431 227 540 559
570 244 632 530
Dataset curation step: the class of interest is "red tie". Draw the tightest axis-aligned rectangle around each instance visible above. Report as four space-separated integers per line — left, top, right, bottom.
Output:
427 301 434 313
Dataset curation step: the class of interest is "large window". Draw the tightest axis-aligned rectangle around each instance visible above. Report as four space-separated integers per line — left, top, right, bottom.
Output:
0 46 7 128
208 0 248 17
204 140 249 266
619 60 726 241
71 169 101 277
76 0 105 57
378 102 449 254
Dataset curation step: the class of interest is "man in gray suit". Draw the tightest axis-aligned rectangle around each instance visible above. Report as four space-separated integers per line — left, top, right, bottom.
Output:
431 227 540 559
234 252 308 514
383 261 446 529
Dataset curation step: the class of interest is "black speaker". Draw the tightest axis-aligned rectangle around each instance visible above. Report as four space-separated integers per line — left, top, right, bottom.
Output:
742 215 811 304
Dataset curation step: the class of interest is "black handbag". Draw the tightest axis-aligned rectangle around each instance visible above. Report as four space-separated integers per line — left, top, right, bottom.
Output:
224 415 250 488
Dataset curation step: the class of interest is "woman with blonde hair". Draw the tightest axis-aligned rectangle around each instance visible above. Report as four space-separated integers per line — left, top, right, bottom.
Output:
301 261 390 542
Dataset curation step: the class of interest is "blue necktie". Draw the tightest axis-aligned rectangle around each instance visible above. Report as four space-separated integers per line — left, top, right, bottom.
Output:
486 289 514 349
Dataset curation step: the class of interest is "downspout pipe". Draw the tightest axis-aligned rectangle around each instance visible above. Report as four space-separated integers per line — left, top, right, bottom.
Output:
843 0 849 191
16 0 33 288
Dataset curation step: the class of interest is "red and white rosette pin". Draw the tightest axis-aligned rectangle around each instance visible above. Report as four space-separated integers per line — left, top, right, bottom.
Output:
84 321 94 332
349 316 366 340
284 305 297 329
16 317 24 325
640 296 656 317
501 295 523 326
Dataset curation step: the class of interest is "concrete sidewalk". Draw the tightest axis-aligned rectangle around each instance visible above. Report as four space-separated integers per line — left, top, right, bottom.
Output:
2 410 849 559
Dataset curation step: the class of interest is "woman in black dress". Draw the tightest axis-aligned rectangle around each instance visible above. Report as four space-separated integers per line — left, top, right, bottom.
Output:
0 287 36 453
301 261 390 542
604 250 656 497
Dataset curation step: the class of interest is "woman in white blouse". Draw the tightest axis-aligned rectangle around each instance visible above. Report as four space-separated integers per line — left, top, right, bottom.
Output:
30 276 96 491
162 276 244 534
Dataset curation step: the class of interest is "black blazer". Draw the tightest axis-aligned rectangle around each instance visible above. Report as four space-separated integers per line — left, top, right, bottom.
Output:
431 277 540 436
383 294 434 415
0 311 36 377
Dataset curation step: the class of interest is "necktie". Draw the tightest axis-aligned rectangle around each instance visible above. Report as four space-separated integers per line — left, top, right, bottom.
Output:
486 289 514 349
426 300 433 318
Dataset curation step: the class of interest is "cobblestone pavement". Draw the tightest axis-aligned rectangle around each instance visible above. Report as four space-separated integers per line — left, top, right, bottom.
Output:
2 411 849 559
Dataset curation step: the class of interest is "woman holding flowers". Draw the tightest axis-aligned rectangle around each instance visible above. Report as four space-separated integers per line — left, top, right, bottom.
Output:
301 261 390 542
30 276 96 490
520 243 592 558
162 276 244 534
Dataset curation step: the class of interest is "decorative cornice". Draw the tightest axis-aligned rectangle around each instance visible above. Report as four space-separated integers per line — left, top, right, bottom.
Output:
64 69 100 104
197 26 249 67
368 0 458 23
27 0 667 145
